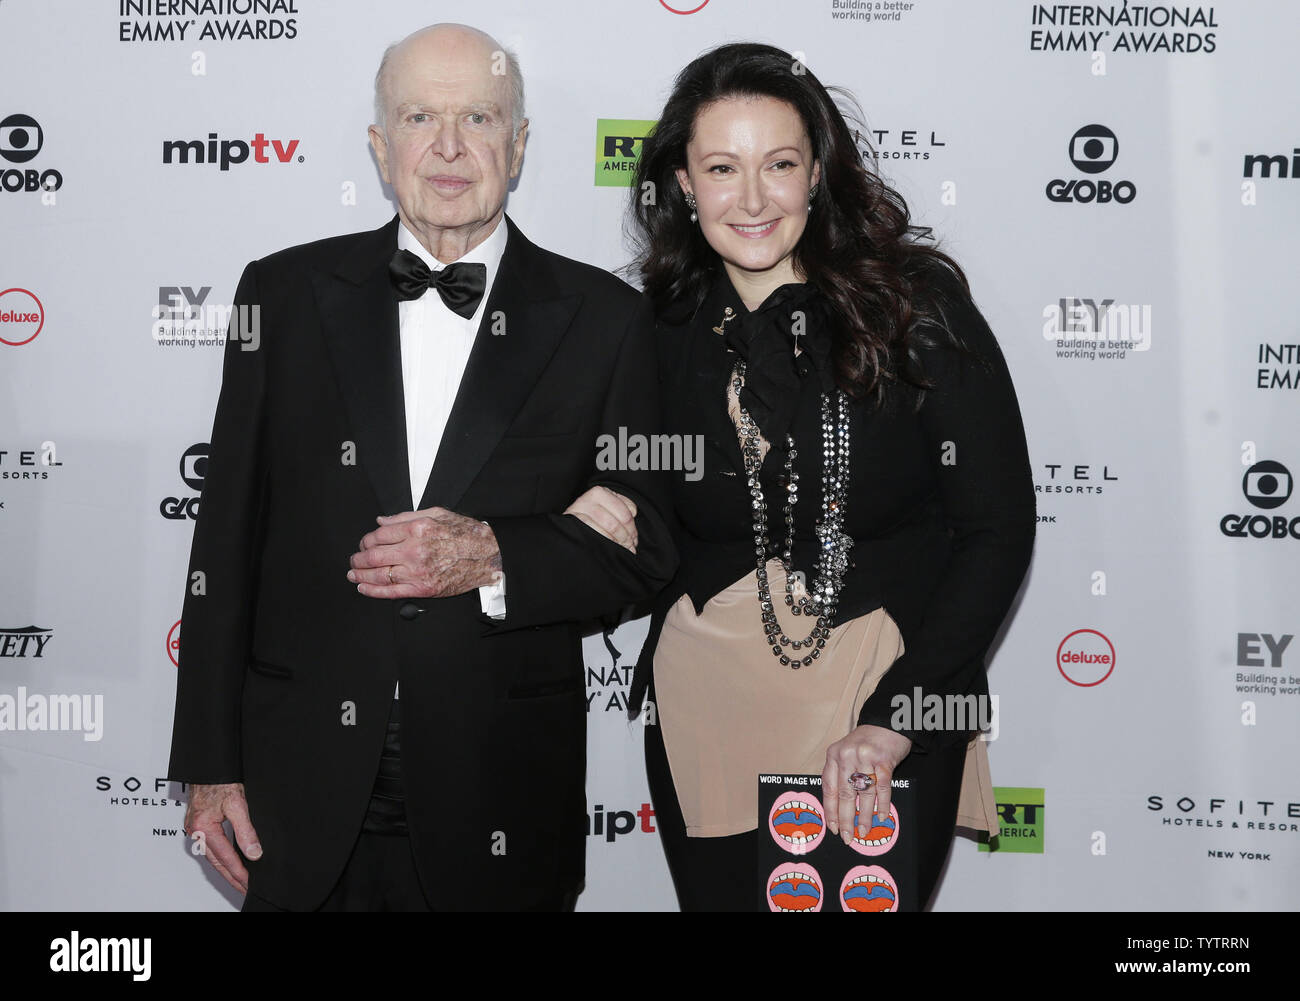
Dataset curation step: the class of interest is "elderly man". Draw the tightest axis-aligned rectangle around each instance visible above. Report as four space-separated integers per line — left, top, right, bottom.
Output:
168 23 674 911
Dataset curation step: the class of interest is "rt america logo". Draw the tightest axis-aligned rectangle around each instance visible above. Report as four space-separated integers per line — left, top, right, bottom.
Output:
162 132 303 171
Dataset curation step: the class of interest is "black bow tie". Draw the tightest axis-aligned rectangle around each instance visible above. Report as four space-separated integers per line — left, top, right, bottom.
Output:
388 249 487 319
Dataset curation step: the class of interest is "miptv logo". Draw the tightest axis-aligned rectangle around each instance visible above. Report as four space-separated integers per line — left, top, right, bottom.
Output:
660 0 710 12
1057 628 1115 686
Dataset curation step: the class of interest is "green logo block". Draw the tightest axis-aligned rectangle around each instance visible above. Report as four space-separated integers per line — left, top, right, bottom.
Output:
978 787 1044 854
595 119 656 187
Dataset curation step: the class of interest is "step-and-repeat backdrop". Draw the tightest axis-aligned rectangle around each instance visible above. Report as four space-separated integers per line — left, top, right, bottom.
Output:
1 0 1296 911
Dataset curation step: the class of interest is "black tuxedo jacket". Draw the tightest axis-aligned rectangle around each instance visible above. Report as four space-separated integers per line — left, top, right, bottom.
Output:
167 214 676 910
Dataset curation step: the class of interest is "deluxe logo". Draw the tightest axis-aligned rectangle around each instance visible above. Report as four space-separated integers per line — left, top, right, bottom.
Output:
0 288 44 346
159 444 207 521
167 620 181 668
162 132 302 171
595 119 656 187
1046 125 1135 204
1057 628 1115 686
0 114 63 194
979 787 1044 854
1221 459 1299 540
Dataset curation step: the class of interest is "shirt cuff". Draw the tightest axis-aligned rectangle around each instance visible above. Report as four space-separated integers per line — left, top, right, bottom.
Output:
478 572 507 619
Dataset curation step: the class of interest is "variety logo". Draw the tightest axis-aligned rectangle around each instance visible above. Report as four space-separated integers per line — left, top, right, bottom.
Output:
0 114 63 194
0 288 44 346
162 132 302 171
1047 125 1136 204
0 625 53 659
1057 628 1115 686
160 444 207 521
1220 459 1299 540
980 787 1045 853
594 119 655 188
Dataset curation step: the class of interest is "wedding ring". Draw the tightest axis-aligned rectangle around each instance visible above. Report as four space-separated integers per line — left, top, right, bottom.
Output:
387 567 395 585
848 771 876 792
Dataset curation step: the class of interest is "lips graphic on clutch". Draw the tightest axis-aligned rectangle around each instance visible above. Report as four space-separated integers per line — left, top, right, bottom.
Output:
767 790 826 854
766 863 824 912
839 866 899 912
849 801 900 856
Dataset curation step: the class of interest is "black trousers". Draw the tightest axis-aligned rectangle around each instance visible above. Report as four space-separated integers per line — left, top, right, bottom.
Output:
242 697 432 912
644 704 969 912
242 698 578 912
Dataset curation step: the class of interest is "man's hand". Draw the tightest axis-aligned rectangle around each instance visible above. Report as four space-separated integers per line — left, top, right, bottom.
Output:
184 782 261 895
348 507 503 599
563 486 638 553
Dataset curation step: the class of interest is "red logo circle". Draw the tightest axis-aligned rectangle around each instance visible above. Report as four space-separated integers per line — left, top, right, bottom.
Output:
1056 628 1115 686
660 0 710 12
0 288 44 346
167 620 182 667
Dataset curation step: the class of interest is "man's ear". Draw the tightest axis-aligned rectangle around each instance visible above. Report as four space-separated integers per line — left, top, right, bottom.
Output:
368 125 391 185
509 119 529 178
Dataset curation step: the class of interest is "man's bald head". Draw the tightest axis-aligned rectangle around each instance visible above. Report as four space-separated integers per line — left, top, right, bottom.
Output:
373 23 525 139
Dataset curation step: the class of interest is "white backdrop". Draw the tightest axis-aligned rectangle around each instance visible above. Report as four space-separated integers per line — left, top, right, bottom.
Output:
1 0 1296 911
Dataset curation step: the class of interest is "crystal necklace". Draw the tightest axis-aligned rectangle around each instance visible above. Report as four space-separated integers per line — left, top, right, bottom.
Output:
719 307 854 668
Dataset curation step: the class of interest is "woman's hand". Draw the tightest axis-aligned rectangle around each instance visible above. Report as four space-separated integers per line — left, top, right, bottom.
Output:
563 485 639 553
822 724 913 845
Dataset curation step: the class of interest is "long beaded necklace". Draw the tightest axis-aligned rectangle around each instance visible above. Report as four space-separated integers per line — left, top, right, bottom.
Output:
720 307 855 668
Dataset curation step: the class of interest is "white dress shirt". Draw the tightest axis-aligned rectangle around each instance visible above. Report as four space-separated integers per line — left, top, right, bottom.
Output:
393 216 509 696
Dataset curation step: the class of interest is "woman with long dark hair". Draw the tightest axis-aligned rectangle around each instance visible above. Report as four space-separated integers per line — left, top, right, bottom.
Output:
567 43 1035 911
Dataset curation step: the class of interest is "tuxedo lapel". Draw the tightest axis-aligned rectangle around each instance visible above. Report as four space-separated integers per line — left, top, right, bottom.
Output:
314 216 415 516
418 215 581 511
